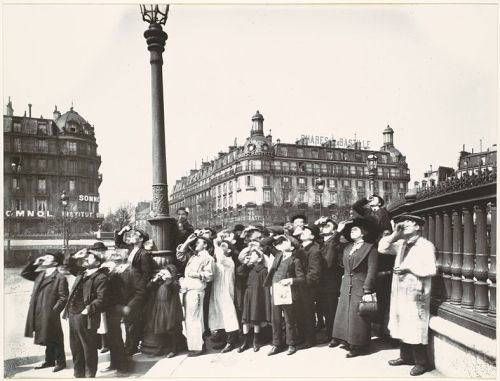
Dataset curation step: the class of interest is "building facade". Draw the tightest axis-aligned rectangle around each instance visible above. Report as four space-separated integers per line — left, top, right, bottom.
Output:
170 111 410 228
4 99 103 236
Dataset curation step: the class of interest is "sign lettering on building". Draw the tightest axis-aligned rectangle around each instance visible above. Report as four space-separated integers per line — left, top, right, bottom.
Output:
78 194 100 202
5 210 53 218
299 134 371 149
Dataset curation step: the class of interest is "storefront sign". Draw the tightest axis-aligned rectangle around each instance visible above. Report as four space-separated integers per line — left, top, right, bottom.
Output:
63 211 103 218
299 134 371 149
5 210 53 218
79 194 100 202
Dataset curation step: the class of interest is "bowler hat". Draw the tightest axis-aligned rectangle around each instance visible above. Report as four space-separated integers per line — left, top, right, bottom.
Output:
89 241 107 251
291 214 307 223
233 224 245 232
303 224 320 238
46 251 64 266
393 214 426 226
342 218 379 244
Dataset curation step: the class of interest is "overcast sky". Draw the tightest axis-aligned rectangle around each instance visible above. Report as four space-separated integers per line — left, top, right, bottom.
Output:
3 3 497 213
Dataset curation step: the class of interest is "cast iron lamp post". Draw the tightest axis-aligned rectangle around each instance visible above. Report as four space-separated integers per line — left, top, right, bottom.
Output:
314 178 325 217
140 4 177 264
367 154 378 195
60 190 69 252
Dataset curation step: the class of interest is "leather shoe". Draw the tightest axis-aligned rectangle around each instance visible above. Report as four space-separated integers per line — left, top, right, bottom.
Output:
188 350 205 357
346 348 362 358
166 351 177 359
328 339 341 348
221 343 236 353
389 358 413 366
100 366 116 373
267 346 284 356
410 365 428 376
34 362 54 370
237 342 249 353
287 345 297 355
298 342 315 350
212 342 225 350
53 364 66 373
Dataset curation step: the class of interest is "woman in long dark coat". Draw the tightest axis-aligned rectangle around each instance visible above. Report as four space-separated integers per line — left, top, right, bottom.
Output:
144 264 184 357
236 248 272 352
331 218 379 358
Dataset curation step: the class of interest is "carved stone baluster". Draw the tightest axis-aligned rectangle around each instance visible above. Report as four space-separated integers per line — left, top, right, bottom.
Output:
428 213 436 244
461 206 475 309
488 203 496 317
442 211 453 301
433 211 444 300
450 209 463 304
474 203 489 313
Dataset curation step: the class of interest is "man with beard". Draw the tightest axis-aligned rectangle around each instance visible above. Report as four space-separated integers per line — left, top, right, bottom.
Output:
115 225 155 356
315 217 344 347
22 252 68 373
63 251 108 378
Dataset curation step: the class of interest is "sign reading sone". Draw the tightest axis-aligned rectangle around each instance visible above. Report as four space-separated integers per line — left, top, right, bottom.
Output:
79 194 100 202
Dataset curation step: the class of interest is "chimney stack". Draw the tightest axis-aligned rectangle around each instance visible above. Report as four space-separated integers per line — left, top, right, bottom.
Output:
53 105 61 120
28 103 32 118
5 97 14 116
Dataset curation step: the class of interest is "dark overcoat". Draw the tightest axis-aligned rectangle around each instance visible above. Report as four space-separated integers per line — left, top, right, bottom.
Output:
115 233 155 317
318 232 344 295
332 242 378 346
22 262 69 345
145 279 184 335
237 263 272 324
63 270 108 330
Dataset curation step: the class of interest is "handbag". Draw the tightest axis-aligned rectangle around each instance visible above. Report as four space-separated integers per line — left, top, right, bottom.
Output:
358 293 379 321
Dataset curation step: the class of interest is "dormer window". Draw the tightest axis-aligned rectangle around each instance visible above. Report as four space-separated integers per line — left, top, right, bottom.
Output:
37 124 47 135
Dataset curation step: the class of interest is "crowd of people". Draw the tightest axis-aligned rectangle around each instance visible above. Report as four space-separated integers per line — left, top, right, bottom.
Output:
21 194 437 378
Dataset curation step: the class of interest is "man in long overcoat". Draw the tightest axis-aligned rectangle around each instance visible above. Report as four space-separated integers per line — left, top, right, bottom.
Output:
22 252 68 372
115 225 155 356
378 214 437 377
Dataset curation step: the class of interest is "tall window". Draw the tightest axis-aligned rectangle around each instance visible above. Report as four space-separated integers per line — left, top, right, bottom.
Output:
280 146 288 156
299 191 307 203
282 161 289 172
36 199 48 211
12 177 19 189
343 179 351 189
263 176 271 187
263 189 271 202
13 199 23 210
37 178 46 192
311 149 319 159
229 194 233 206
66 141 77 155
283 190 291 202
246 175 254 187
69 179 76 192
328 179 337 189
38 159 47 170
297 148 304 158
68 160 77 173
282 176 291 187
37 124 47 135
290 161 297 172
37 139 48 153
229 180 233 192
298 177 307 188
13 122 21 132
14 138 21 152
326 150 333 160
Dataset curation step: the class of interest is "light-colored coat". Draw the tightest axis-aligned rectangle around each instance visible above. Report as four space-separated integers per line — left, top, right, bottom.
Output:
378 235 437 345
209 246 240 332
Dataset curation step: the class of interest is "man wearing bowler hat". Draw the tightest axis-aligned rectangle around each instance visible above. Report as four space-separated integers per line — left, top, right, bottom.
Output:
378 214 437 376
63 250 108 378
22 251 68 373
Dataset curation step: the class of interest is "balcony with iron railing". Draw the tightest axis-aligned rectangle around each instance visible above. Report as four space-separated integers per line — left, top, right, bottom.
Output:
387 168 497 338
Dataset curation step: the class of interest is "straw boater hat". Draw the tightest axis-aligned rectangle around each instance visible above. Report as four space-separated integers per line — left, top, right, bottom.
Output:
342 217 380 244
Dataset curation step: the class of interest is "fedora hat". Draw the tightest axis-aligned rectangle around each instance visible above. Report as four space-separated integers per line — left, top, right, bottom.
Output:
393 214 426 226
342 217 380 244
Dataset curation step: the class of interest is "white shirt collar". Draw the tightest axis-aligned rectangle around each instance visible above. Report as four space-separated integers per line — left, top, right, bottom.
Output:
84 268 99 277
44 267 56 276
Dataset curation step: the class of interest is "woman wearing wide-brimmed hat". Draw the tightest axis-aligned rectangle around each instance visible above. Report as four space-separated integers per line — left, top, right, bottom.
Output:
331 218 379 358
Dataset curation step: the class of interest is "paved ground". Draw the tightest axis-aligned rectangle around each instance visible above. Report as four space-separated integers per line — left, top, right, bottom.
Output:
4 268 442 379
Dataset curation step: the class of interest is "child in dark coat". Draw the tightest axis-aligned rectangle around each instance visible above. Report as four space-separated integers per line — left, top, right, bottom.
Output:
236 245 272 352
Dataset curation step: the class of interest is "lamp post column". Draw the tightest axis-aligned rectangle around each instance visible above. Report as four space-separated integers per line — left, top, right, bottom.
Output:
144 20 177 264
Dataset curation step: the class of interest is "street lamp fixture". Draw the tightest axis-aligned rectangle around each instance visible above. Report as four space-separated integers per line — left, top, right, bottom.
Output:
366 154 378 195
314 177 325 217
60 190 69 252
140 4 169 25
